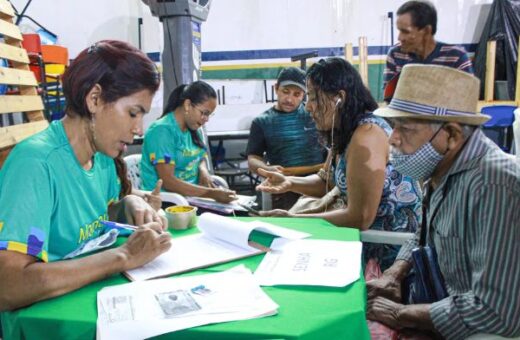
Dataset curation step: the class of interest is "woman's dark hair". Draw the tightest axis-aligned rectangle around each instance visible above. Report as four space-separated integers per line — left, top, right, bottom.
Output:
62 40 159 198
115 156 132 199
62 40 160 118
306 57 378 154
397 0 437 35
161 80 217 149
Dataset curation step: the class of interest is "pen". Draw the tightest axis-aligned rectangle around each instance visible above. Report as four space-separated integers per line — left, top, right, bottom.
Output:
100 220 139 232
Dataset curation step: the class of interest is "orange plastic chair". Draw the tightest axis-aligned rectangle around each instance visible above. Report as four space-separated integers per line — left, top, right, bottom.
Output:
41 45 68 65
21 33 42 53
21 34 44 83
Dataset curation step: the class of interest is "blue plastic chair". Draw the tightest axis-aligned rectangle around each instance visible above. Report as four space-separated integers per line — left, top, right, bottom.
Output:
480 105 516 153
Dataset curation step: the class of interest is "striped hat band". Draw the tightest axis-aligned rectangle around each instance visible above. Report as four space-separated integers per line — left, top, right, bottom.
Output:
388 98 476 117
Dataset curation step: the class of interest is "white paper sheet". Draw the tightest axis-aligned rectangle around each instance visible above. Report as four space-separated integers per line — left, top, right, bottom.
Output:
97 266 278 340
125 213 310 281
254 239 362 287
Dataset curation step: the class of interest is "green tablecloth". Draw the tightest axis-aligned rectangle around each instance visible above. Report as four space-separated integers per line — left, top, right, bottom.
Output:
1 217 370 339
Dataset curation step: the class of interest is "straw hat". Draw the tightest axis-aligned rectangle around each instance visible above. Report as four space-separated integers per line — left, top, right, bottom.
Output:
375 64 490 125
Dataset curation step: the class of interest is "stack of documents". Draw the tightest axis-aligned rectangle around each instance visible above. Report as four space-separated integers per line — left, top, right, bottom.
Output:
125 213 310 281
97 265 278 340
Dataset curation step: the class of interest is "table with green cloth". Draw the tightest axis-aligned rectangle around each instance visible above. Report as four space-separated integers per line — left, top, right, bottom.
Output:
1 217 370 339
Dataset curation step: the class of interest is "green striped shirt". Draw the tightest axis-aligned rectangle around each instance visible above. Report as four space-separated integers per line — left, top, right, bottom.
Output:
396 130 520 339
246 104 325 167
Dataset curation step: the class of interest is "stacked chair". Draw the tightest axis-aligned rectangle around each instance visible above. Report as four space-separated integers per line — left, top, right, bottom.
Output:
20 33 68 121
40 44 68 120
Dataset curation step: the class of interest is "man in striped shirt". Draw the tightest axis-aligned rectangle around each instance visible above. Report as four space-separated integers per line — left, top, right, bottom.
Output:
368 64 520 339
384 1 473 101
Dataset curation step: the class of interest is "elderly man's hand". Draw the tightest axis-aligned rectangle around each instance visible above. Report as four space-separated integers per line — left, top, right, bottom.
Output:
258 209 293 217
367 296 404 330
366 275 402 302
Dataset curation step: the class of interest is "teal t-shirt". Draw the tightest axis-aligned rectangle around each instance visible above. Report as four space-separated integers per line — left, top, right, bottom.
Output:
0 121 119 262
141 113 207 190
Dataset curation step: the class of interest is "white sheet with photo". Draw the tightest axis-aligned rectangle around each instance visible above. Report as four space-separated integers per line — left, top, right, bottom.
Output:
97 265 278 340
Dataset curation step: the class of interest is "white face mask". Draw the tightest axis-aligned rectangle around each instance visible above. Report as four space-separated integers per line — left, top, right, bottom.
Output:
390 125 445 181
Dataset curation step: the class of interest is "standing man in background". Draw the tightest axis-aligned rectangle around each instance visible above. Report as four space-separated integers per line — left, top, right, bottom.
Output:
384 0 474 100
247 67 325 210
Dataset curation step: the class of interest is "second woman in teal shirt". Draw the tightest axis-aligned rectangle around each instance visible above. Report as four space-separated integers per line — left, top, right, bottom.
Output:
141 81 236 203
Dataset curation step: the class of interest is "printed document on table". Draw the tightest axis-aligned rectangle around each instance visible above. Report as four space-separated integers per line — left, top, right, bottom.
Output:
254 239 362 287
125 213 310 281
97 265 278 340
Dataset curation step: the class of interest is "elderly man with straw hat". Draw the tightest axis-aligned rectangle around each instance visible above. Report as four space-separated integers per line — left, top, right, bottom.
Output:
367 64 520 339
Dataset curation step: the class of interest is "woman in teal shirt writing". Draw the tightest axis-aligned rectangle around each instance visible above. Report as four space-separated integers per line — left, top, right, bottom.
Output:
141 81 236 203
0 40 171 311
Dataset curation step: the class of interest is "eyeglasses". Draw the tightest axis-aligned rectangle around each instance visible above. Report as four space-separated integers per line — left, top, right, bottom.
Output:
193 105 214 118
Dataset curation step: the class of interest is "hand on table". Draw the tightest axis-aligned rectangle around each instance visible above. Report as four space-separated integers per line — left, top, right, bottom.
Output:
210 188 237 203
258 209 293 217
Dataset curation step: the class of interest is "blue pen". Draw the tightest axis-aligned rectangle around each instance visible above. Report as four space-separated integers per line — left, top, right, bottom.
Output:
100 220 138 235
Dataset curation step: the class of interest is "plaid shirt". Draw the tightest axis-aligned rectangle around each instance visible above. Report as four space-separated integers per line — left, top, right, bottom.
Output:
396 130 520 339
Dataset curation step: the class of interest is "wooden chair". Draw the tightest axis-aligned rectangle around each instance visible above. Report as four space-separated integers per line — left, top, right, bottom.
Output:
0 0 48 168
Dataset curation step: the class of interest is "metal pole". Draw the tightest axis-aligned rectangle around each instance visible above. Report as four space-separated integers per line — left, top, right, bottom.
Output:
388 12 394 46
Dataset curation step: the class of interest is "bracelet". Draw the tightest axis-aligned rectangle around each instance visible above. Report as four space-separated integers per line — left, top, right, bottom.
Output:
317 168 331 182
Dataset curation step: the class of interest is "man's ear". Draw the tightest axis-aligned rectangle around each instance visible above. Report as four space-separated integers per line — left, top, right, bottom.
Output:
86 84 102 117
423 24 433 36
443 122 464 149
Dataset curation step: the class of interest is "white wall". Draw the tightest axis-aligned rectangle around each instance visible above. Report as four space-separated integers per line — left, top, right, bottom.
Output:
10 0 493 131
12 0 492 58
202 0 491 52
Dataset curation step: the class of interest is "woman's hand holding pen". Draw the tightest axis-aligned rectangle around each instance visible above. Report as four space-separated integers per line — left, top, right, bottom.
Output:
118 224 172 270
